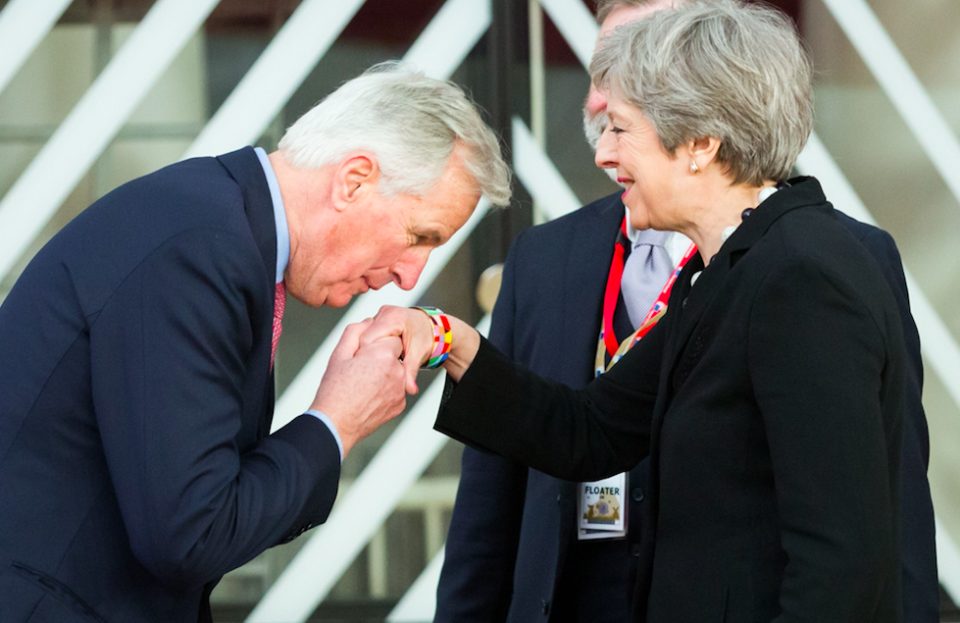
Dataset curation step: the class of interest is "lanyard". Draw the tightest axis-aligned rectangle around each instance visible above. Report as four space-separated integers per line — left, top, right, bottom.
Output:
595 218 697 377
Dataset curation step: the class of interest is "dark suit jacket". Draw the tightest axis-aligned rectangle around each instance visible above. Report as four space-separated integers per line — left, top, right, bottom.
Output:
436 190 938 622
0 147 340 623
436 193 649 623
436 178 908 623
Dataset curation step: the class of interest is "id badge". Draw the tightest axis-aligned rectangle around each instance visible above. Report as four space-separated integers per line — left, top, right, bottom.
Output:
578 472 628 540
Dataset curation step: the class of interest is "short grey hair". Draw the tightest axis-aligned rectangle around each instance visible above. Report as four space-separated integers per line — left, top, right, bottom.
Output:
279 61 512 206
591 0 814 185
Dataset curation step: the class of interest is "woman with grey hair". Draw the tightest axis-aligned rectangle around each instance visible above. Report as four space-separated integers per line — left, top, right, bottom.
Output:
364 1 903 621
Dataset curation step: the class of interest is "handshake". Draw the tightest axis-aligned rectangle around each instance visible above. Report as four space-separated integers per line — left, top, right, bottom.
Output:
310 306 479 458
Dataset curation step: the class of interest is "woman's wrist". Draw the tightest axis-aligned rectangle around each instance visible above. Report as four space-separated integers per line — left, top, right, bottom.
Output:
441 315 480 382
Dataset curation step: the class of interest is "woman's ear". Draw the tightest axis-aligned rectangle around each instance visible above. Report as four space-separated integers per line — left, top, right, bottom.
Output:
687 136 721 174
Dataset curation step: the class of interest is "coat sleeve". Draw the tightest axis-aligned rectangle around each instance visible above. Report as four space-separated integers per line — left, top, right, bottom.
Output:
435 302 661 482
436 233 530 622
89 228 340 589
747 259 900 622
857 227 939 623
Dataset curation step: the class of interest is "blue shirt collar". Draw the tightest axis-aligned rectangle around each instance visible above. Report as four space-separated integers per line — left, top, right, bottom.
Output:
254 147 290 284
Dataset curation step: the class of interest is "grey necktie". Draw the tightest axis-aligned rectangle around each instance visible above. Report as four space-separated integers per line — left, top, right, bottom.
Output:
621 229 674 329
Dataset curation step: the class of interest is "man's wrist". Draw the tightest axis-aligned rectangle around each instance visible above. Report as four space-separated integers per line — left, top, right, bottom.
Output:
304 409 344 461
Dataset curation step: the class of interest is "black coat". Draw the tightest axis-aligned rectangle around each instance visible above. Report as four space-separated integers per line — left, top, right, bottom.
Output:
436 178 908 623
0 148 340 622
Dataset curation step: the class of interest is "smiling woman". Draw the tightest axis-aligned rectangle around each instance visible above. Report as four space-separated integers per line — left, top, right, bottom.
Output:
362 2 913 622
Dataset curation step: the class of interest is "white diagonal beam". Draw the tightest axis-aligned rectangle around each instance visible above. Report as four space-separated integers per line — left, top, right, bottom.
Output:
0 0 73 97
0 0 220 282
248 317 490 623
403 0 491 79
387 548 446 622
938 516 960 601
539 0 597 69
820 0 960 214
182 0 368 160
512 116 580 219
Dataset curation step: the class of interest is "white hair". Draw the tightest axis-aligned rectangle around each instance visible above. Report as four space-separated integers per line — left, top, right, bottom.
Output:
278 61 511 206
591 0 814 185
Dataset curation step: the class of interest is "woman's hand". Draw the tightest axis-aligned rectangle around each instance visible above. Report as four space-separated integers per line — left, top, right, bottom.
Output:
362 306 481 393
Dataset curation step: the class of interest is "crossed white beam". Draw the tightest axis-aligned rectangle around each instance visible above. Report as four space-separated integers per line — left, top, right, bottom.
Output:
0 0 73 98
0 0 221 281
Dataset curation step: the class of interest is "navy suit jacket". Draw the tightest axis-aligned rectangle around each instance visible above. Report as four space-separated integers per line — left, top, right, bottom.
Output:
435 191 937 622
0 147 340 623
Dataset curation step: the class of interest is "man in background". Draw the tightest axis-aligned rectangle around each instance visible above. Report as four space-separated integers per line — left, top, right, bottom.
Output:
434 1 938 621
0 63 509 623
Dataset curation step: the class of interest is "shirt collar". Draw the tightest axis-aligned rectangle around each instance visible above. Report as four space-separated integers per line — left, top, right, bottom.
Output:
254 147 290 284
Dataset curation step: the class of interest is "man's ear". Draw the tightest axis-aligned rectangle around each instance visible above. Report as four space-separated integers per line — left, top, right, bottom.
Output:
331 153 379 211
687 136 721 172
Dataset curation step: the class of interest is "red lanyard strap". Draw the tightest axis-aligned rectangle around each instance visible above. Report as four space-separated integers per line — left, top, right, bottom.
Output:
600 217 698 357
601 219 630 356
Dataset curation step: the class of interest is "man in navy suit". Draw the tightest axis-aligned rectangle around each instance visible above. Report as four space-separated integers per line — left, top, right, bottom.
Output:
434 1 938 622
0 63 509 623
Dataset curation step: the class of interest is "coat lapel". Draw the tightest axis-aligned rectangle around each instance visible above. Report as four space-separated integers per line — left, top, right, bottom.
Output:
216 146 279 435
661 177 829 384
216 147 278 286
560 194 627 384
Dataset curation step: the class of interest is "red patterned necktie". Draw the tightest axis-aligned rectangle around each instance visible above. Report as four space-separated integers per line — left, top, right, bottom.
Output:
271 281 286 370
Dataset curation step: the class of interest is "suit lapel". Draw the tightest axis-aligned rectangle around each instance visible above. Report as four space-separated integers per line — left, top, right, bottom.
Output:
216 146 279 434
216 147 278 285
561 193 627 384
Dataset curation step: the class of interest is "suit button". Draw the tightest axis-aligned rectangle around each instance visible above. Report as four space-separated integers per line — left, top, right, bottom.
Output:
631 543 642 557
682 297 688 308
541 599 550 615
556 493 561 504
632 488 644 502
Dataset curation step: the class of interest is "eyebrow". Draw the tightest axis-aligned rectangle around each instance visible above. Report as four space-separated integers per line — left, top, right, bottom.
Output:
417 229 444 245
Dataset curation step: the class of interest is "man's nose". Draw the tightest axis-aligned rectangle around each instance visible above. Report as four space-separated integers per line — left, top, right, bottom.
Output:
585 85 607 118
392 250 430 291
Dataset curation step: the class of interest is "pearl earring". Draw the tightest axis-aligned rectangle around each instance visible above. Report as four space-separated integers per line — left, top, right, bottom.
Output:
690 160 700 174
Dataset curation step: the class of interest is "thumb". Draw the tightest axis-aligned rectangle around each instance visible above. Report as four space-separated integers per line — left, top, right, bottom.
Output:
331 319 373 362
403 356 420 395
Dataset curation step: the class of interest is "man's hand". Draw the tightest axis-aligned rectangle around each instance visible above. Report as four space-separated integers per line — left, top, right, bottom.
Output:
363 306 482 390
311 320 407 458
362 307 436 395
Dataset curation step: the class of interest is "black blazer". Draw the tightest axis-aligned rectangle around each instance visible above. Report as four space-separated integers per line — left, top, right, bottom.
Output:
437 178 907 623
0 147 340 623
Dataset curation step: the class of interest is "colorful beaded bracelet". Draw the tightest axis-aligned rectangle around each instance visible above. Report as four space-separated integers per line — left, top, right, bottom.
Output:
413 306 452 369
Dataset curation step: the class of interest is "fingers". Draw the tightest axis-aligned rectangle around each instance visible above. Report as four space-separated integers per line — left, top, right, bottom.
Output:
360 306 405 347
331 318 374 361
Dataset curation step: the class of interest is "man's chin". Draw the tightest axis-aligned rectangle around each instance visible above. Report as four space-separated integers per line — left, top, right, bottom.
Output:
323 293 354 308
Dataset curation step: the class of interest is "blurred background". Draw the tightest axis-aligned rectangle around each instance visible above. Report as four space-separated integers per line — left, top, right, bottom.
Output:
0 0 958 621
